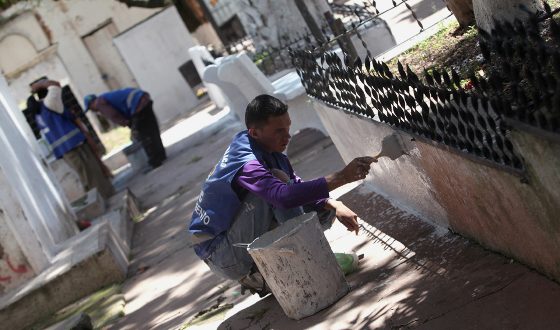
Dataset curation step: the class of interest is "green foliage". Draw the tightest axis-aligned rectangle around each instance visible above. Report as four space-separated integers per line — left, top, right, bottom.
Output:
30 284 125 329
253 51 270 65
99 126 131 155
0 0 32 10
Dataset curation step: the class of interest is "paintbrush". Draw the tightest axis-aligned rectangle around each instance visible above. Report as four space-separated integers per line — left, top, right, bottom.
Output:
372 133 407 162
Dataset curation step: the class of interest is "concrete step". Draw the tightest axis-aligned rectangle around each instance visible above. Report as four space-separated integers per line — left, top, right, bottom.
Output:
0 189 139 330
45 312 92 330
72 188 106 221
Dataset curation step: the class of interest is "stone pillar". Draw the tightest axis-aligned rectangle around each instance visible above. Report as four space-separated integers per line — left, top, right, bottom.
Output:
0 74 78 271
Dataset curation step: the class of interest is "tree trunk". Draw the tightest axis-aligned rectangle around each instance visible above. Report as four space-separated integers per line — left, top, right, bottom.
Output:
445 0 475 28
473 0 543 33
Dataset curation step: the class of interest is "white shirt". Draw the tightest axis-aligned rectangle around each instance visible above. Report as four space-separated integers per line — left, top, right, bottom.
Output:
43 86 64 114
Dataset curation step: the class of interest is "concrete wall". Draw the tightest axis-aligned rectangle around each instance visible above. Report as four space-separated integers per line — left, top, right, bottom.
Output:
313 100 560 282
211 0 329 49
0 0 160 108
0 183 36 293
113 6 201 127
4 49 70 107
191 22 223 49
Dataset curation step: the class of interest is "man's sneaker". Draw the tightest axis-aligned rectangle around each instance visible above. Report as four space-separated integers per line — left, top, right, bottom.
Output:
238 270 271 297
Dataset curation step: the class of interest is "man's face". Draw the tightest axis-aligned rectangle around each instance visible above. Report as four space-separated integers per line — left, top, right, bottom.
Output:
249 112 291 153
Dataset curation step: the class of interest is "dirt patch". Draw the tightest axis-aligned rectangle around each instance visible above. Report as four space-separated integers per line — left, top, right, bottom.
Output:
387 21 481 80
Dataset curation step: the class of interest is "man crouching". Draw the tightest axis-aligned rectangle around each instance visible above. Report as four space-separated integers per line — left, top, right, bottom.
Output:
189 94 374 296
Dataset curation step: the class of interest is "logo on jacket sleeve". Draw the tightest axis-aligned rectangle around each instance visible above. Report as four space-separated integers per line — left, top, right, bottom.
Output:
194 191 211 224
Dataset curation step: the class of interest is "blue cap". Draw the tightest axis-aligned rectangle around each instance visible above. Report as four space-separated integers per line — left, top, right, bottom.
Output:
83 94 97 112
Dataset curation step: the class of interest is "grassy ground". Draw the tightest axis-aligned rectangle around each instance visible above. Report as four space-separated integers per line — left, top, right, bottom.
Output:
385 1 560 87
30 284 125 329
387 22 480 73
99 126 131 155
386 20 481 80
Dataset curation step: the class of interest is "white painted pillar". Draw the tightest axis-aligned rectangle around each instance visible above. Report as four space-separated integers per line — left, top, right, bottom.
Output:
0 74 78 271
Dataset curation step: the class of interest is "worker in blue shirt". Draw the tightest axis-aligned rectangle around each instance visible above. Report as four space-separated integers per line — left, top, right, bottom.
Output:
30 79 114 199
84 88 166 169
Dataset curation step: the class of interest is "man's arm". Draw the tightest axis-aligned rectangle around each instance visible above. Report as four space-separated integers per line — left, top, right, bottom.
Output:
324 199 360 234
289 166 360 234
30 80 64 114
95 98 130 127
43 86 64 115
235 160 329 210
324 156 376 190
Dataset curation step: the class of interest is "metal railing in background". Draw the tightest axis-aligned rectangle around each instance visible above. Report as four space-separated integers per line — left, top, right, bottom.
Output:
219 0 430 77
327 0 424 32
220 33 315 76
288 3 560 174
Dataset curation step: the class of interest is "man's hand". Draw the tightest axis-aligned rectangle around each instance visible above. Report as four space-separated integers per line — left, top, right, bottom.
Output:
326 199 359 235
30 79 60 93
325 156 376 191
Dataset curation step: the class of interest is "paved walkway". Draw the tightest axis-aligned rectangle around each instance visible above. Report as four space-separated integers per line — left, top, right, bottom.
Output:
105 104 560 330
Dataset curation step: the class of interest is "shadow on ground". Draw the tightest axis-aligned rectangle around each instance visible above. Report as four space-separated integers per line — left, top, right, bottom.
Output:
218 186 560 329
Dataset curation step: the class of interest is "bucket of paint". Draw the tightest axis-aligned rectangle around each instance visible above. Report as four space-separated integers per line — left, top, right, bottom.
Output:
248 212 350 320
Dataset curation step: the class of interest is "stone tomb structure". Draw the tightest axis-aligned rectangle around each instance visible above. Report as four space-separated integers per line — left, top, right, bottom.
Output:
0 75 138 330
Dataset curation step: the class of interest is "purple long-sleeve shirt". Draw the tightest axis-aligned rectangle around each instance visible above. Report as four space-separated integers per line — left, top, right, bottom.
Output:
233 160 329 210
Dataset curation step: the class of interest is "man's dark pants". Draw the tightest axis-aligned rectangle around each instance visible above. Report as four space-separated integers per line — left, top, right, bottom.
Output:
130 101 166 168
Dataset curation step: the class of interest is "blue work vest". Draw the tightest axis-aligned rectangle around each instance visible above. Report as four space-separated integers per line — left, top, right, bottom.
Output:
189 130 292 259
100 88 145 118
36 104 85 159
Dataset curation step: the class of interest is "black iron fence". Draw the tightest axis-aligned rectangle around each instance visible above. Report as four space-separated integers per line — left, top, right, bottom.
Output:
477 3 560 140
288 4 560 173
327 0 425 32
329 1 378 27
291 47 524 172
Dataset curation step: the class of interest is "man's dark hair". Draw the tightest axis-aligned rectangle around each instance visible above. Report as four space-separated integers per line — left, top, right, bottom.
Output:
245 94 288 128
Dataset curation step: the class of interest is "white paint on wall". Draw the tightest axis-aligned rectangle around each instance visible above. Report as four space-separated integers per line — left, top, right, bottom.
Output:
313 101 449 228
113 6 200 127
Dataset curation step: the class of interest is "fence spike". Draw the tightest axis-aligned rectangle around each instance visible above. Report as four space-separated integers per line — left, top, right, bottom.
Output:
441 69 453 88
514 19 527 37
397 61 407 80
382 62 394 79
550 18 560 42
431 69 442 85
451 69 462 89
